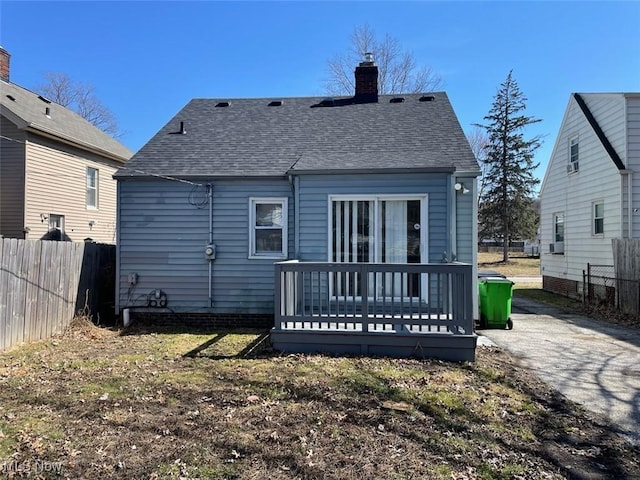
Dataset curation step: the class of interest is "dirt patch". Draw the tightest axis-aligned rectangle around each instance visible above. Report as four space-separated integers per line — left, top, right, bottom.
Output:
0 322 638 479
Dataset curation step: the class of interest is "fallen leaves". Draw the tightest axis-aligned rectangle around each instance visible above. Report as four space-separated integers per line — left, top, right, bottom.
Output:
0 331 637 480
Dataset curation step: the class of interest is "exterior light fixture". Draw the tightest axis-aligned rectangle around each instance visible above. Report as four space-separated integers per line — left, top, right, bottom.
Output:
454 182 470 194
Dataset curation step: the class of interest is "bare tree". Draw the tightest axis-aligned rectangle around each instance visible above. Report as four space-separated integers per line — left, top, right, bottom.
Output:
35 72 121 138
466 126 491 206
325 24 442 96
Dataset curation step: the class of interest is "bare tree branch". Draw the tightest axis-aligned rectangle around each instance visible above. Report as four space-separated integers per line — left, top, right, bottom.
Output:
324 24 443 96
34 72 122 138
466 126 491 204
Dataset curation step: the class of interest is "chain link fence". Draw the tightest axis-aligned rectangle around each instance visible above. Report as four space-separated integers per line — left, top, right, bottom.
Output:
583 264 640 317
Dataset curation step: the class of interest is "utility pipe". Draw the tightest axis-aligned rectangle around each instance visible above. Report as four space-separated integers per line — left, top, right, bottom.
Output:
208 183 214 307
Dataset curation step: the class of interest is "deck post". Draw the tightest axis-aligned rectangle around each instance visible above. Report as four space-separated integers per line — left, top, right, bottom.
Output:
361 264 369 333
274 262 282 330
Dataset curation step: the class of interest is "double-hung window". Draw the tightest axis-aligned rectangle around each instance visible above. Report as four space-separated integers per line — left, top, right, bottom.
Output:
554 213 564 242
86 167 98 209
568 137 579 173
249 198 287 259
593 202 604 235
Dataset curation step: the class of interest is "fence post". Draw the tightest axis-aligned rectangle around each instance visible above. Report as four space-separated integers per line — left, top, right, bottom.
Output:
587 263 592 306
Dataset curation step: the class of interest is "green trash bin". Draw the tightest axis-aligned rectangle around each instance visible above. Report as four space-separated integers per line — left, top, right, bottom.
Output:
478 277 514 329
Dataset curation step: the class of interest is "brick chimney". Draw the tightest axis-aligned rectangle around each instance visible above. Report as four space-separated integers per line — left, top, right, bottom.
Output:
0 47 10 82
354 52 378 103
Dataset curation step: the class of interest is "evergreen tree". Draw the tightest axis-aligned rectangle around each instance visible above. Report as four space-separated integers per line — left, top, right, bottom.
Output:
477 71 541 262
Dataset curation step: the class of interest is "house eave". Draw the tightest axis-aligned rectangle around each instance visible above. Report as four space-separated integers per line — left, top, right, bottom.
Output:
113 172 289 181
454 169 482 177
573 93 626 171
25 125 129 164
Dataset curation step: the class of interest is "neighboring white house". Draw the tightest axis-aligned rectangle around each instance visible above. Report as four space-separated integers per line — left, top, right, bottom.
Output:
540 92 640 297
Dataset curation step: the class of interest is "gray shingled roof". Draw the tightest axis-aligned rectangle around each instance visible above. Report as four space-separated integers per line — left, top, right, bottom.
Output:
116 92 478 179
1 80 132 162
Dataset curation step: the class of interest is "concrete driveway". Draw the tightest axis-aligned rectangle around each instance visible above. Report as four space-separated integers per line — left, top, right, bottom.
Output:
478 296 640 446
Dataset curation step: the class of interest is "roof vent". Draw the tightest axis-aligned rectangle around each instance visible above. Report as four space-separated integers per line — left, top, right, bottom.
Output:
169 121 187 135
319 98 335 107
45 107 51 117
389 97 405 103
6 94 15 101
419 95 435 102
268 100 283 107
215 101 230 108
38 95 51 104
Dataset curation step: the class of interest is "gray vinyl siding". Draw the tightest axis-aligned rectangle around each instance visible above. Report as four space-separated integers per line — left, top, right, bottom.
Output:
295 173 451 263
117 173 473 316
454 177 476 264
0 116 26 238
117 178 293 314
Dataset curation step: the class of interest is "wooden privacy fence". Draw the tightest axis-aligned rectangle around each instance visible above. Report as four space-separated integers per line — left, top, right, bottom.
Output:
612 238 640 316
0 238 115 352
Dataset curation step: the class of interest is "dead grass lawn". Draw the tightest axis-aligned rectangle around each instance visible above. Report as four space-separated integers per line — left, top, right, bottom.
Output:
478 252 540 278
0 320 638 479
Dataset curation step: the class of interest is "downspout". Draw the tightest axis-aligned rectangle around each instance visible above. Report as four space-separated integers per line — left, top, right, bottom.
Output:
471 177 479 322
450 175 457 262
629 172 633 238
625 171 633 238
291 175 300 259
208 183 214 307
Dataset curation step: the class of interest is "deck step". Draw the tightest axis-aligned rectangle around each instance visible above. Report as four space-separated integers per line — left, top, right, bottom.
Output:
270 329 477 362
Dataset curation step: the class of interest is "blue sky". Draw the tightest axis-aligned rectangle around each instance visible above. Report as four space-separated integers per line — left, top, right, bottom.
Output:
2 1 639 186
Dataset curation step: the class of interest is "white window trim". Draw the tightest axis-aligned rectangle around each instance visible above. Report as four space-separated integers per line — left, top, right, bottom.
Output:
569 136 579 162
49 214 65 233
592 201 604 236
86 167 99 209
567 136 579 174
553 212 564 243
327 194 429 301
248 197 288 260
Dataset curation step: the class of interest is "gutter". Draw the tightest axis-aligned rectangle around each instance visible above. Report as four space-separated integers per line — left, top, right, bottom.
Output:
288 167 456 176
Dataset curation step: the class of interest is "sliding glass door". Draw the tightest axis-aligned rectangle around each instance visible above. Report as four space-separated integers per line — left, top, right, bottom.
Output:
330 195 427 299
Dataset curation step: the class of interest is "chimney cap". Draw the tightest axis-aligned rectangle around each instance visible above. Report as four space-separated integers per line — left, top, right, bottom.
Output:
364 52 374 63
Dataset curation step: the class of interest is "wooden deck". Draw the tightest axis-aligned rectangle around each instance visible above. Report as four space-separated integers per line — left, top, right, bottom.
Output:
271 261 477 362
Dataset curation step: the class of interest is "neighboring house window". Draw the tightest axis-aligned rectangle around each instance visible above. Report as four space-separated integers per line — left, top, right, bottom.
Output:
554 213 564 242
48 214 65 241
568 137 579 173
86 167 98 209
593 202 604 235
249 198 287 258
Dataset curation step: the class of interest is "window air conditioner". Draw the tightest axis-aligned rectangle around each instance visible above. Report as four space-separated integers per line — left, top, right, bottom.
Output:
554 241 564 254
566 162 579 173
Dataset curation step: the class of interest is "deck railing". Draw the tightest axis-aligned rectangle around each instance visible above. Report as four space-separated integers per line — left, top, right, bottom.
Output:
274 261 474 336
